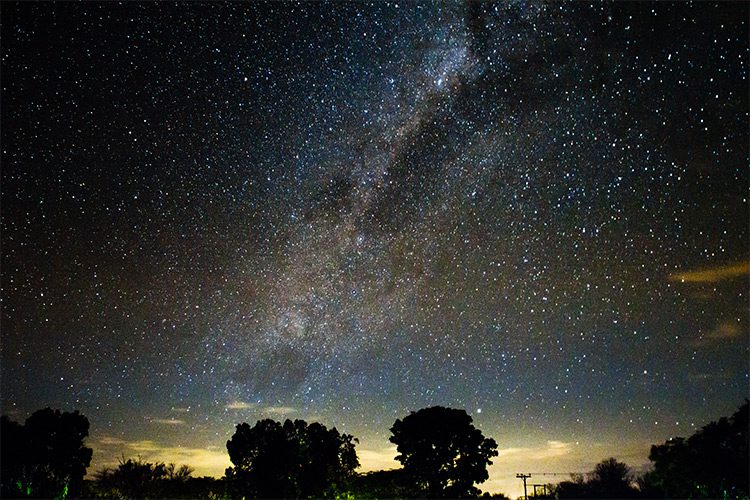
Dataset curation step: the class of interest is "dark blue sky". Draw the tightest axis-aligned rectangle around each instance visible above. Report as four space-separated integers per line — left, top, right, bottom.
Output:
2 2 747 495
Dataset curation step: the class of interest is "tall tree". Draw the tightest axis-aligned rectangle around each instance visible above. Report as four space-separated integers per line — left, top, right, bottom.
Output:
389 406 498 498
0 408 93 498
645 401 748 498
225 418 358 498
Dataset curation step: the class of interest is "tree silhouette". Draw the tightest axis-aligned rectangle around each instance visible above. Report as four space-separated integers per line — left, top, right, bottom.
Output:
164 462 195 482
1 415 27 497
555 458 637 499
225 418 359 498
644 400 748 498
389 406 498 498
0 408 92 498
94 457 167 498
588 457 637 498
553 475 589 499
93 457 206 499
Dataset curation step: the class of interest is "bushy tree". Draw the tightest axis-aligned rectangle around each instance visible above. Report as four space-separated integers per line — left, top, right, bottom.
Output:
644 401 748 498
555 458 638 499
588 457 637 498
389 406 498 498
225 418 358 498
554 475 589 499
0 408 92 498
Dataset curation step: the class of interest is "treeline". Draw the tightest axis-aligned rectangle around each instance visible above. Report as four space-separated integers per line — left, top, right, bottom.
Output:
1 403 747 499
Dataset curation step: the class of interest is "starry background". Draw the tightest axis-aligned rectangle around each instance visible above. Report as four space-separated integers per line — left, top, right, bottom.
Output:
1 1 748 496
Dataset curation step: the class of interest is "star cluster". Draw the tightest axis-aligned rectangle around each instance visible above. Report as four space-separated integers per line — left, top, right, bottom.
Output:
1 2 747 495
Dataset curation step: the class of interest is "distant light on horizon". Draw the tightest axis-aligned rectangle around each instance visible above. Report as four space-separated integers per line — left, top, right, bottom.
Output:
1 2 747 497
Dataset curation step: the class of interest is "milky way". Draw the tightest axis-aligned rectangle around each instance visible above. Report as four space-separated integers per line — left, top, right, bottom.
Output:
2 2 747 495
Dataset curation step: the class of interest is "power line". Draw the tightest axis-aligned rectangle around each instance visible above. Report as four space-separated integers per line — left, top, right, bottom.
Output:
523 472 584 476
515 472 587 499
516 474 531 500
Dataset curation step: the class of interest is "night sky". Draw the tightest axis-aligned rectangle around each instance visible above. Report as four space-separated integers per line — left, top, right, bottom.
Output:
1 2 748 496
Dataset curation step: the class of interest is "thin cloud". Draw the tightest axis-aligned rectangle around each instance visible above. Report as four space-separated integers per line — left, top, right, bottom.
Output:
98 436 126 446
692 319 744 347
496 441 573 460
226 401 256 410
264 406 296 415
151 418 186 426
495 446 526 458
127 440 161 453
531 440 573 459
358 446 399 472
706 320 742 339
670 261 749 283
93 439 230 477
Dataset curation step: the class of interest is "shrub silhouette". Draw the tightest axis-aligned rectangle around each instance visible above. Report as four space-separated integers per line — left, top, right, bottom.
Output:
92 457 213 499
644 400 748 498
0 408 92 498
94 457 168 498
225 418 358 498
389 406 498 498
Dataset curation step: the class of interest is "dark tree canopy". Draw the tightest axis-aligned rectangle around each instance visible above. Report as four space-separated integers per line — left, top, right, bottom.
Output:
1 415 26 497
588 457 637 498
0 408 93 499
553 475 589 500
225 418 358 498
644 401 748 499
554 458 638 499
389 406 498 498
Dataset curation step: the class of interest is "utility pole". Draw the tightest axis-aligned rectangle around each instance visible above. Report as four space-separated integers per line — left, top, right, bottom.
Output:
516 473 531 500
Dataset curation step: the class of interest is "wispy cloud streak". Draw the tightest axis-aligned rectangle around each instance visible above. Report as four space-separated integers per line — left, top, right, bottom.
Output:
670 261 749 283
